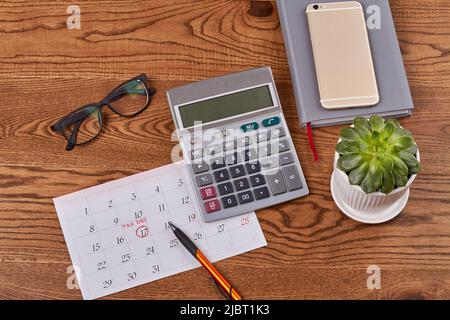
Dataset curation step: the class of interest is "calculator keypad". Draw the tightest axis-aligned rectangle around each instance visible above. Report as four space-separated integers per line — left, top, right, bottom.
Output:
187 114 307 221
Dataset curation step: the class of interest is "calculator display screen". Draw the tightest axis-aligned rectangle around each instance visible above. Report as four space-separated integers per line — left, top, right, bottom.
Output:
178 85 273 127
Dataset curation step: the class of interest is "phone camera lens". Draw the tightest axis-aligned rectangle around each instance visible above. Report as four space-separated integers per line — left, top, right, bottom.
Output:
313 4 319 10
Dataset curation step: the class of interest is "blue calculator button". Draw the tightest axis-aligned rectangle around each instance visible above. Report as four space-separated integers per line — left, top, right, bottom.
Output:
240 122 259 132
262 116 280 127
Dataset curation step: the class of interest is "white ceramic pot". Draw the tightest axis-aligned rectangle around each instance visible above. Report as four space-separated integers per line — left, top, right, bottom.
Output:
330 148 419 224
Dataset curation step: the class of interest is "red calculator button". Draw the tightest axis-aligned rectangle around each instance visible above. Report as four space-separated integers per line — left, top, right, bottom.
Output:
204 199 221 213
200 186 217 200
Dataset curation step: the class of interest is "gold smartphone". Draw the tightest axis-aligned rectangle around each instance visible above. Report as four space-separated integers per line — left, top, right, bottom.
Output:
306 1 379 109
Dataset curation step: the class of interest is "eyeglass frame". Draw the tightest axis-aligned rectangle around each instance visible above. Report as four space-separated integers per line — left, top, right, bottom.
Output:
51 74 156 151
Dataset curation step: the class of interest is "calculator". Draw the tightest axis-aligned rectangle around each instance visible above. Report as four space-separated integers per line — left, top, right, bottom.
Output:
167 67 309 222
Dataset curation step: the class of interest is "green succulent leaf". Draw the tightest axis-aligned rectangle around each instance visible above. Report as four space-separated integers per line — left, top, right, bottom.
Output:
338 115 419 194
340 127 361 141
380 167 395 194
381 122 395 139
353 116 370 129
336 141 359 155
392 136 414 150
355 124 372 141
385 118 400 128
380 156 394 171
370 115 385 132
360 158 382 193
404 143 417 155
348 162 369 185
340 154 364 172
392 155 408 176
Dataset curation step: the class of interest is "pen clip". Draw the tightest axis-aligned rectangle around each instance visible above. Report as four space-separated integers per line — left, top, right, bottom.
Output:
210 277 232 300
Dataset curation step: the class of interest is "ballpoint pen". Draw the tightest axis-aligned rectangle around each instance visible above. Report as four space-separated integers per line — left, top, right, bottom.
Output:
168 222 242 300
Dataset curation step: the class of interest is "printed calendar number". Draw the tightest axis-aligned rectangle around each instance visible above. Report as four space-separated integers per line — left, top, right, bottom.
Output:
193 232 203 240
188 213 196 223
97 260 107 271
121 253 131 263
116 235 125 245
92 242 101 252
152 265 160 274
108 200 113 208
134 210 143 219
164 221 172 230
103 279 113 289
131 192 137 201
127 272 137 281
182 195 190 205
146 246 155 255
241 216 250 225
217 224 225 233
169 239 179 248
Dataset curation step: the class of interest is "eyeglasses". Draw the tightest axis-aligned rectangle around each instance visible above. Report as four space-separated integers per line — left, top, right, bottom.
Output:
51 74 156 151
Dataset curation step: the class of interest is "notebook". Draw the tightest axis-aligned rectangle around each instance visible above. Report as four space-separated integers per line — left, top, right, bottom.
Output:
53 161 266 300
276 0 413 128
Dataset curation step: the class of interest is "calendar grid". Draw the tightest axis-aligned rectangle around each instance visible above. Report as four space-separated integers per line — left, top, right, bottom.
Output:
53 162 267 299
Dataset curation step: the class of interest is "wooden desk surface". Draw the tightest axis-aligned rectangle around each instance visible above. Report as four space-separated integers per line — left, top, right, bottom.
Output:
0 0 449 300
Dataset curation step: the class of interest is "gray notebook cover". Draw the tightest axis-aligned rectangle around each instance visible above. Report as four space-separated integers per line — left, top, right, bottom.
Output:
276 0 414 127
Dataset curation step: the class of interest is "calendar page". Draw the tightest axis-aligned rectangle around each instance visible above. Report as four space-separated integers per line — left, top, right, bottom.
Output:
53 162 266 300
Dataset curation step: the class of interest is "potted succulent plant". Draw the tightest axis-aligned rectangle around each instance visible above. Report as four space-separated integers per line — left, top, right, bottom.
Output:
331 115 420 223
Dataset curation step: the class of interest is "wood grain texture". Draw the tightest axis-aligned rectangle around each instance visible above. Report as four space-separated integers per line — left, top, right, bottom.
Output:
0 0 449 300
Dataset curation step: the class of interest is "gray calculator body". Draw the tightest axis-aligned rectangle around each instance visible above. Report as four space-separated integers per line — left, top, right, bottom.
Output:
167 67 308 222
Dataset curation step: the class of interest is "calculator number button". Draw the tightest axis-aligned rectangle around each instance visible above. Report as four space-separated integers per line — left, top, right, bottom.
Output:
213 169 230 183
245 162 261 174
242 148 258 162
218 182 234 195
234 177 250 191
229 164 245 178
249 174 265 187
271 127 286 139
225 152 241 165
210 156 226 170
200 186 217 200
237 191 254 204
253 186 270 200
222 195 238 208
196 173 213 187
282 165 303 191
204 199 221 213
192 162 209 174
262 116 281 127
266 170 287 195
